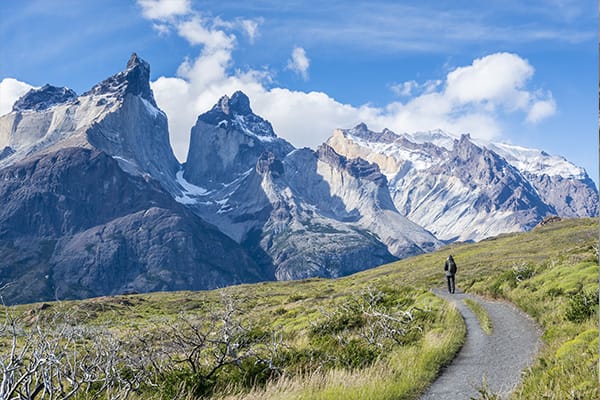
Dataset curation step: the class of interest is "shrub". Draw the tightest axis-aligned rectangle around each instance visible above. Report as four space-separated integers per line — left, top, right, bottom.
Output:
512 262 535 282
565 290 599 323
545 287 564 298
337 339 380 369
310 310 365 337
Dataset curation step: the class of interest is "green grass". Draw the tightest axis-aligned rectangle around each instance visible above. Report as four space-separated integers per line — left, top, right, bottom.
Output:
3 217 598 399
463 298 493 335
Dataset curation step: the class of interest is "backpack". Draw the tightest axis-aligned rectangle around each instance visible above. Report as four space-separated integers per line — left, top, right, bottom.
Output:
448 258 457 274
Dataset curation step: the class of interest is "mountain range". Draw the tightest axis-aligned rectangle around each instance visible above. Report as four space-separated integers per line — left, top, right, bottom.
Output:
0 54 596 304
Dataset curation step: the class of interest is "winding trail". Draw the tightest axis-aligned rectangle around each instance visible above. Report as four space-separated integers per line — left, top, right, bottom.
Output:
421 288 543 399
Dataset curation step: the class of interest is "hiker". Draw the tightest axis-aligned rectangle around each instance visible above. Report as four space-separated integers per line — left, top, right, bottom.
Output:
444 255 457 293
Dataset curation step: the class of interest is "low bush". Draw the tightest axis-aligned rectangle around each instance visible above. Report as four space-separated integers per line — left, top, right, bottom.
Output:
565 289 599 323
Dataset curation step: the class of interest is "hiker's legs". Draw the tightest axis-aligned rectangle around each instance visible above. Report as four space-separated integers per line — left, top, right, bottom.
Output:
447 276 452 293
450 275 455 293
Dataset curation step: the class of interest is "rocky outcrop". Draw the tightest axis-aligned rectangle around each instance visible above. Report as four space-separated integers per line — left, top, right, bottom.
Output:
184 91 293 187
0 53 180 193
0 56 269 305
327 124 597 242
181 95 441 280
0 147 265 305
13 84 77 112
525 173 598 218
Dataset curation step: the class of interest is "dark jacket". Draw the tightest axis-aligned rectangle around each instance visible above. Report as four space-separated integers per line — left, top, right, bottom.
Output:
444 256 457 276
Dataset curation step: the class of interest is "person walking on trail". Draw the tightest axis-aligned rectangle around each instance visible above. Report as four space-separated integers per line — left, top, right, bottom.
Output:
444 255 457 294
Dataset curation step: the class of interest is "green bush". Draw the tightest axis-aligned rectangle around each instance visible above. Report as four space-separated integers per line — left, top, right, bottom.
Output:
309 311 365 337
565 290 599 323
512 262 535 282
489 270 516 296
215 357 274 392
160 369 214 398
337 339 380 369
278 347 329 373
488 263 536 297
545 287 564 298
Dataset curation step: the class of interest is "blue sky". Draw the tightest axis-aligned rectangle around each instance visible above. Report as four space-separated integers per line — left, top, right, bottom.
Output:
1 0 597 184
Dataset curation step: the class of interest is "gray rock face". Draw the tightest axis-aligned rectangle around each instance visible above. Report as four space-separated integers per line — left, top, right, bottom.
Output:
83 53 157 107
181 95 441 280
525 173 598 218
0 55 271 305
327 125 598 242
0 53 180 193
184 92 293 187
0 147 265 305
0 146 14 160
13 84 77 112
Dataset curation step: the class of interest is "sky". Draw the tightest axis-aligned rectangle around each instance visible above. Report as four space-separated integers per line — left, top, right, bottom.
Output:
0 0 597 184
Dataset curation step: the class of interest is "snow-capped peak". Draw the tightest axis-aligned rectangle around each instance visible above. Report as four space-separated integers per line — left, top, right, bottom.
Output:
198 91 277 140
402 129 458 150
488 142 585 179
338 124 587 180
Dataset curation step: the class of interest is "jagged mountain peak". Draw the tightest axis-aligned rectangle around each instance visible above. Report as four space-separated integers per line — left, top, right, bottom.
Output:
452 133 482 161
0 53 179 193
126 52 148 71
211 91 252 116
197 91 276 139
229 91 252 115
83 52 157 107
12 84 77 112
343 124 401 144
353 122 369 132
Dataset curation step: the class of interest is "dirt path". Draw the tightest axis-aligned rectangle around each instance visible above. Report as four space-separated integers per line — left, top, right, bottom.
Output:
421 288 543 399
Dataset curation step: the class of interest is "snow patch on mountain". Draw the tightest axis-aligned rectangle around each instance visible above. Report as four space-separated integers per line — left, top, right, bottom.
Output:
327 123 597 242
489 142 585 179
174 169 212 204
141 97 163 118
234 114 276 142
403 129 457 150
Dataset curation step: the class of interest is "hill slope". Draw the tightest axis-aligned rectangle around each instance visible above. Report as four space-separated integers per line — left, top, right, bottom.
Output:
3 219 597 399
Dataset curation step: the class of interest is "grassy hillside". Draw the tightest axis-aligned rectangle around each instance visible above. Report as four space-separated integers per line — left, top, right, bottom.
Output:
1 218 597 399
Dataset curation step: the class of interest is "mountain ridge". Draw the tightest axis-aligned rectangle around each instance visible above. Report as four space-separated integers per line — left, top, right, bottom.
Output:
0 53 596 304
327 123 597 241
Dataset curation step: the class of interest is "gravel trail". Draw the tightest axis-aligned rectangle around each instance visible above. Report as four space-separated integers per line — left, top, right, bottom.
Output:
421 288 543 399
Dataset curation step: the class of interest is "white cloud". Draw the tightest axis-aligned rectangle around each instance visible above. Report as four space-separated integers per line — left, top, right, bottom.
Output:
527 97 556 123
286 47 310 80
390 80 418 97
240 19 261 43
445 52 534 111
138 0 191 20
0 78 35 116
151 23 171 36
138 5 555 161
177 17 236 52
390 79 442 97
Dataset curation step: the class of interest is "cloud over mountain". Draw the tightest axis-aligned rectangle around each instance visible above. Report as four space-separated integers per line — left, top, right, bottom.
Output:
0 78 35 116
287 47 310 80
129 1 560 162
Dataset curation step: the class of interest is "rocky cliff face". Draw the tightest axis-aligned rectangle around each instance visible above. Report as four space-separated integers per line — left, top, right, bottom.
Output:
0 55 264 304
184 91 294 187
0 53 180 192
327 124 598 242
181 96 441 279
